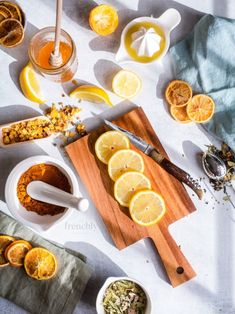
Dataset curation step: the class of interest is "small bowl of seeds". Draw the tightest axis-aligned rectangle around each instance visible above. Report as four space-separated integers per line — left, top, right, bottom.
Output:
96 277 152 314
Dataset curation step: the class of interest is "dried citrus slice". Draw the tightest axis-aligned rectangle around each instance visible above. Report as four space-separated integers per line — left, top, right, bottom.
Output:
0 235 14 267
112 70 142 99
70 85 113 107
19 63 46 103
5 239 32 267
129 190 166 226
0 18 24 47
108 149 144 181
114 171 151 207
89 4 118 36
170 105 191 124
186 94 215 123
0 5 12 19
165 80 192 107
95 131 130 164
24 247 57 280
0 2 22 22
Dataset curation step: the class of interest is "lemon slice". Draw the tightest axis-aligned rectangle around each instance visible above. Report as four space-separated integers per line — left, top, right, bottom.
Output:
95 131 130 164
108 149 144 181
19 63 46 104
70 85 113 106
129 190 166 226
114 171 151 207
112 70 142 99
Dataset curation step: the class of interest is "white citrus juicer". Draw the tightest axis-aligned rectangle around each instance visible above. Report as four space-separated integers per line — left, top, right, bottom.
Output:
116 8 181 64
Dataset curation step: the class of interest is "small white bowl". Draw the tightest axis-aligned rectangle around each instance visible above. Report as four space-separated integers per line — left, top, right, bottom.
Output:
96 276 152 314
5 155 80 232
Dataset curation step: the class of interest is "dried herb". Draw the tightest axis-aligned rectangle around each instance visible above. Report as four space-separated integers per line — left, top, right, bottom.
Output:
103 280 147 314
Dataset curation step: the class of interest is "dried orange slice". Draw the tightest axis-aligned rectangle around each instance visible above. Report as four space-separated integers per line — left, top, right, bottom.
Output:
5 239 32 267
89 4 118 36
0 5 12 19
186 94 215 123
0 235 14 267
165 80 192 107
24 247 57 280
170 105 191 124
0 18 24 47
0 2 22 22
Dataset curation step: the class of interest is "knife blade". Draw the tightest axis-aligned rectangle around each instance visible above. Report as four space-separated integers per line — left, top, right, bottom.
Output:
104 119 203 200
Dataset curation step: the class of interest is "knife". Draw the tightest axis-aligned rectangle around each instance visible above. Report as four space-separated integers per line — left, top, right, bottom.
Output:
104 119 203 200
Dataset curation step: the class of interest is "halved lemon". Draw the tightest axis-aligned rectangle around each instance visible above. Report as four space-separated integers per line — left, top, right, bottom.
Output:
112 70 142 99
165 80 192 107
186 94 215 123
89 4 119 36
95 131 130 164
129 190 166 226
5 239 32 267
70 85 113 107
24 247 57 280
114 171 151 207
19 63 46 104
0 235 14 267
170 105 191 124
108 149 144 181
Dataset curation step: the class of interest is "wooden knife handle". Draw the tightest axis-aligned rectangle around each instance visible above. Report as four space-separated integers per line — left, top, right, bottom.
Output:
149 149 203 199
149 225 196 287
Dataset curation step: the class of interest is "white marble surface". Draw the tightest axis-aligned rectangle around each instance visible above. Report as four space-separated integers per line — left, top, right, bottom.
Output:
0 0 235 313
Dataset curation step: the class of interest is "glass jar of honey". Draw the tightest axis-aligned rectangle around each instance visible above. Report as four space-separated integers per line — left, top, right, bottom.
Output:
28 27 78 83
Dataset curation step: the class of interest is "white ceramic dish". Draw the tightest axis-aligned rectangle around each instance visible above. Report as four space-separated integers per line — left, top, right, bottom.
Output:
0 116 53 148
5 155 80 231
96 276 152 314
116 8 181 64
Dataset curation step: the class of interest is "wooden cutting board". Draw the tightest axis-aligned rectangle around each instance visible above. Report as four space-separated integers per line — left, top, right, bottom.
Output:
66 107 197 287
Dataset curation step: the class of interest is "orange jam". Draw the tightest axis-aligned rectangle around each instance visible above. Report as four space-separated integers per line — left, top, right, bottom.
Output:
36 41 72 69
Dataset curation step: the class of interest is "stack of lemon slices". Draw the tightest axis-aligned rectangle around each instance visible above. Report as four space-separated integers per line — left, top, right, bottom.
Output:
165 80 215 124
0 235 57 280
95 130 166 227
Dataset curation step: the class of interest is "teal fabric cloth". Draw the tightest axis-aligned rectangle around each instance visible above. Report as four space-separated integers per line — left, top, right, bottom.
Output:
0 211 92 314
170 14 235 151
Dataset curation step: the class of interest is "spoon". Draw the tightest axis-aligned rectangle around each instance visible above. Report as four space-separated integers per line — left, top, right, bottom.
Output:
27 181 89 212
202 152 227 180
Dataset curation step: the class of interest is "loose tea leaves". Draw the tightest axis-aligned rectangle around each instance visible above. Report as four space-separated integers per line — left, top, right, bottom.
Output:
103 280 147 314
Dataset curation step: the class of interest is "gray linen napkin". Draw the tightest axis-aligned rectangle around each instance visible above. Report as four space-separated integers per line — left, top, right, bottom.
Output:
0 211 93 314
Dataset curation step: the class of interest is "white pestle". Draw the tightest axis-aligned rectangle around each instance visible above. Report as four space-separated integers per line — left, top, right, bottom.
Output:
27 181 89 212
49 0 63 67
